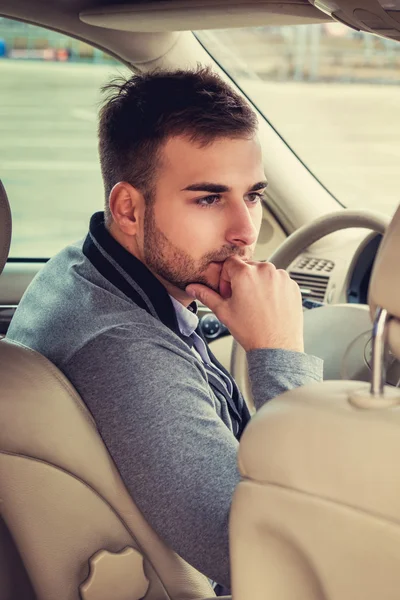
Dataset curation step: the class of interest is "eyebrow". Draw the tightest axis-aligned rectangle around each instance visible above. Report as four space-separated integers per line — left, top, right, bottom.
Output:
182 181 268 194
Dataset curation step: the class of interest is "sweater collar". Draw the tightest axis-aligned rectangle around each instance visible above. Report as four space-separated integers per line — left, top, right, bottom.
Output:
84 211 192 337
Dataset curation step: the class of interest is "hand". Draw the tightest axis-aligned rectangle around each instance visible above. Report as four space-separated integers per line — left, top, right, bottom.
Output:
186 257 304 353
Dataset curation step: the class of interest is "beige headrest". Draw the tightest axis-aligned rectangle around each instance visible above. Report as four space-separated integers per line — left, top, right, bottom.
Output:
238 380 400 526
369 204 400 359
0 181 12 276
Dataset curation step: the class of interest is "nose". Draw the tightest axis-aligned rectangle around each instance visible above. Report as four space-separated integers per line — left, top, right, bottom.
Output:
225 200 259 248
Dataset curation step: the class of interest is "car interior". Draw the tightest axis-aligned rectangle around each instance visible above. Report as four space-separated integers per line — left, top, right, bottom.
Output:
1 0 400 598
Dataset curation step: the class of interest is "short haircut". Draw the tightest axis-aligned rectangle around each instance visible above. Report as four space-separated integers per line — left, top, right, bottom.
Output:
98 66 258 223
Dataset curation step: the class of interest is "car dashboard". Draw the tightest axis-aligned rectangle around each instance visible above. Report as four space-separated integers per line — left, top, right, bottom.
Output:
198 228 383 344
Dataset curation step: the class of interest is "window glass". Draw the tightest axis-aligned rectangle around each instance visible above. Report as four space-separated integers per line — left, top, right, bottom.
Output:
197 25 400 217
0 18 130 258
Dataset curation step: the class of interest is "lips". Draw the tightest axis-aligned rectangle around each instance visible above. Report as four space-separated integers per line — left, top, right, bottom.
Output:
211 257 230 264
210 260 224 267
209 255 249 267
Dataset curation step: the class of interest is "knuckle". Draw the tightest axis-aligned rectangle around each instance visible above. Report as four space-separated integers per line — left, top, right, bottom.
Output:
259 261 276 276
277 268 290 278
235 259 252 273
262 261 276 270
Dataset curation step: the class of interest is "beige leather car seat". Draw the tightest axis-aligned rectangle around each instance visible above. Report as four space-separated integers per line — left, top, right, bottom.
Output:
230 204 400 600
0 180 216 600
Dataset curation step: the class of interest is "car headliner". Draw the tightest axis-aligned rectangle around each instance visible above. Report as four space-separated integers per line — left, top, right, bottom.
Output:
0 0 329 65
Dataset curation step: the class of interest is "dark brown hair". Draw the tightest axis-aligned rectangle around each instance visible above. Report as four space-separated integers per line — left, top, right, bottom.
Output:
98 66 258 223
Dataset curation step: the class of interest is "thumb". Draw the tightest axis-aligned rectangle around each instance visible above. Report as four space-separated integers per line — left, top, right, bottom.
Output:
186 284 224 313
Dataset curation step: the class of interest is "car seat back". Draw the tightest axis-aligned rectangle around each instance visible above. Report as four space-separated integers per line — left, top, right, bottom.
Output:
230 204 400 600
0 181 215 600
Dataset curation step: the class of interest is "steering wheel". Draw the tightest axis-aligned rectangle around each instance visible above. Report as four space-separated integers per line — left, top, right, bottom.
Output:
231 210 390 409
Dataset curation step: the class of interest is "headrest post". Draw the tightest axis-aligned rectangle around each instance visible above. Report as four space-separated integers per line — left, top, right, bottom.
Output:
370 307 389 397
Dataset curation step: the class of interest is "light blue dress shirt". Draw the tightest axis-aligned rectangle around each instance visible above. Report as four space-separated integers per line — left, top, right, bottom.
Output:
169 296 233 397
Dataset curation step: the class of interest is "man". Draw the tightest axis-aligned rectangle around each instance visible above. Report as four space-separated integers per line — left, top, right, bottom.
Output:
7 67 323 589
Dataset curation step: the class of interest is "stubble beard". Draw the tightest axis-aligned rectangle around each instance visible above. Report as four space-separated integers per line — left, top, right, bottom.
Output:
143 202 247 293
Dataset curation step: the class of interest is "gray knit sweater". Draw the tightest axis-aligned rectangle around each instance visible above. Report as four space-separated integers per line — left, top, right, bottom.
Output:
7 212 323 588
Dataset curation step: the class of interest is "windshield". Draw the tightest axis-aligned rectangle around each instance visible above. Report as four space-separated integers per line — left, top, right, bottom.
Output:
2 19 398 259
197 24 400 217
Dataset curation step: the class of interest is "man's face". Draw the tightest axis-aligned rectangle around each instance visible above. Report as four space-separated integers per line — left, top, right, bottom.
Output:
142 135 265 295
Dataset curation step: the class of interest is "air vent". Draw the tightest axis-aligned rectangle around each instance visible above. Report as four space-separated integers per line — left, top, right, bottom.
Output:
290 272 329 302
293 256 334 274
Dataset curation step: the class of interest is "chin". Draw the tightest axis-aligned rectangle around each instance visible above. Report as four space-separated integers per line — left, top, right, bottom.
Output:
202 275 220 293
188 273 219 293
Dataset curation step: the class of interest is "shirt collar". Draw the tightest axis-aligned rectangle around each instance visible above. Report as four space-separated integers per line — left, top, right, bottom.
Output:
169 296 199 338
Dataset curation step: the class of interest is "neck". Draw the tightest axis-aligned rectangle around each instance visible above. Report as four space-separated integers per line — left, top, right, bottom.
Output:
153 274 193 307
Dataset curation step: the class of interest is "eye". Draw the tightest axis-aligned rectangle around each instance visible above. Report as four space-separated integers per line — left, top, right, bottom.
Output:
247 192 265 204
196 195 221 207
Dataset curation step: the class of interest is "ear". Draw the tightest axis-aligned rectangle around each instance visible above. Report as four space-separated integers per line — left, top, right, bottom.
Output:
108 182 145 235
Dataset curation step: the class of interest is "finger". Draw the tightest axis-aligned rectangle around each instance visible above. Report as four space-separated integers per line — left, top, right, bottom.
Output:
219 277 232 300
219 255 250 282
245 259 271 266
186 284 224 313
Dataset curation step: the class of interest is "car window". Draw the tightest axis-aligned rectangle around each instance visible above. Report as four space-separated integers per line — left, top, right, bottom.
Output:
197 25 400 218
0 17 130 258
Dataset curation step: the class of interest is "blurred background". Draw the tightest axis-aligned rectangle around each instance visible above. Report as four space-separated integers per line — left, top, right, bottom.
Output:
1 18 399 256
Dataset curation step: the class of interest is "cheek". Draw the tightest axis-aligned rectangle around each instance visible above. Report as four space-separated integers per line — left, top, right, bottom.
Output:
254 202 263 228
252 204 263 241
159 205 221 256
